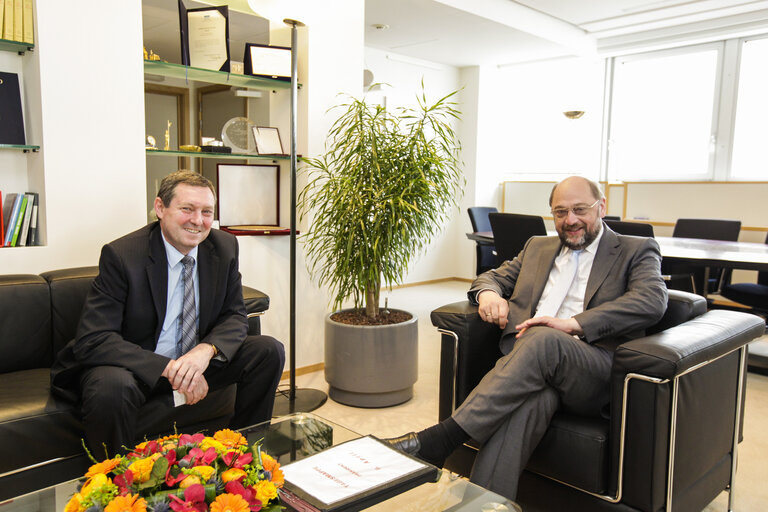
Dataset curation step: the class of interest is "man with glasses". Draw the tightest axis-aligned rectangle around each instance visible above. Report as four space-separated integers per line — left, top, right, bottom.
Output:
387 176 667 500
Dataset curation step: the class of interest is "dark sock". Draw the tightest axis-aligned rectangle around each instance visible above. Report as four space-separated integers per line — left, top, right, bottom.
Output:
415 417 469 467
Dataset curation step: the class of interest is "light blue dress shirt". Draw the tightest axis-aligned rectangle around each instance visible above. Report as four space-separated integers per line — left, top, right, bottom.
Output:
155 235 200 358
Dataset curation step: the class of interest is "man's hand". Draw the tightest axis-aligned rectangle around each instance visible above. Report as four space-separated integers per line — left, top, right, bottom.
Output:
515 316 583 338
477 290 509 329
162 343 216 405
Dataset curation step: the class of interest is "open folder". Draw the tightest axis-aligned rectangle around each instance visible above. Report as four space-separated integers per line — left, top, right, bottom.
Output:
279 436 439 512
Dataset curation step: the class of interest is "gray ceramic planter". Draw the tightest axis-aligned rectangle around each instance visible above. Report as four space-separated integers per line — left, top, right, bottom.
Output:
324 309 418 407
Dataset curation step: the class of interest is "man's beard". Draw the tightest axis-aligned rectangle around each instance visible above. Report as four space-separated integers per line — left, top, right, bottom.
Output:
558 221 601 250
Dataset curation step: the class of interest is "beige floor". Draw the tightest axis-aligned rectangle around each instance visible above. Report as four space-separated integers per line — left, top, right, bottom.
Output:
279 280 768 511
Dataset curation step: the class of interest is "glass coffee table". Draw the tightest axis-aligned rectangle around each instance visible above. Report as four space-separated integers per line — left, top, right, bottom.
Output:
0 413 521 512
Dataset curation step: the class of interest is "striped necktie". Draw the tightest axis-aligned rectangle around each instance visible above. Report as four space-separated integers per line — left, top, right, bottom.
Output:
177 255 198 358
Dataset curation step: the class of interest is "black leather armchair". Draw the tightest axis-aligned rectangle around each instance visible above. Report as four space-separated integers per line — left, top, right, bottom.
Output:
431 290 765 511
0 266 270 501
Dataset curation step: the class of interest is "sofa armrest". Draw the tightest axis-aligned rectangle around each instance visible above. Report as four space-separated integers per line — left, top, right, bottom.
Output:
242 286 269 336
431 301 502 420
613 310 764 379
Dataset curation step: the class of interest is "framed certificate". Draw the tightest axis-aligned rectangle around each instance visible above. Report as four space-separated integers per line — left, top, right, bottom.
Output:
216 163 279 228
178 0 230 72
243 43 291 81
252 126 284 155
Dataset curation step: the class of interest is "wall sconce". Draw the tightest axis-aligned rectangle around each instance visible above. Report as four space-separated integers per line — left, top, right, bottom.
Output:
563 111 585 119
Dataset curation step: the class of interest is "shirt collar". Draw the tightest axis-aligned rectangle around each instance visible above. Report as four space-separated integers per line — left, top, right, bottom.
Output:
160 232 198 268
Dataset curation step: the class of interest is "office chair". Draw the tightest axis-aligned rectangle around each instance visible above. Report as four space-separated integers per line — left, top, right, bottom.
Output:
467 207 497 275
604 219 654 237
720 232 768 314
603 215 621 221
661 218 741 295
488 212 547 266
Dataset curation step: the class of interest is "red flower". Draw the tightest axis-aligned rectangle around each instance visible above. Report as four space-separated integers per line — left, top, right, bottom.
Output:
169 484 207 512
222 451 253 469
224 481 262 511
178 433 205 446
113 470 135 495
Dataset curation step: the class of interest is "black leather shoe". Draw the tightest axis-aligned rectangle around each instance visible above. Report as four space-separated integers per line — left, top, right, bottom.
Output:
383 432 421 456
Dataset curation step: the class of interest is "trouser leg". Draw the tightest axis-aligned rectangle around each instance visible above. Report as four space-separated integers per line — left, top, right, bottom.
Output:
205 334 285 428
79 366 149 457
453 326 612 443
469 387 559 500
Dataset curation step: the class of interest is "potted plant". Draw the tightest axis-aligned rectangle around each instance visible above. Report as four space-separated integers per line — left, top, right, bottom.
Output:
299 85 464 407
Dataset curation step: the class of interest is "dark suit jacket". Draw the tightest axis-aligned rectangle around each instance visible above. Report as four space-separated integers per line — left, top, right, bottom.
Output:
469 226 668 353
51 222 248 401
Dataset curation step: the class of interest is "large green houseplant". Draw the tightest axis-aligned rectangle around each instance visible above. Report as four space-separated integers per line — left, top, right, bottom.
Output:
299 86 464 322
298 86 464 407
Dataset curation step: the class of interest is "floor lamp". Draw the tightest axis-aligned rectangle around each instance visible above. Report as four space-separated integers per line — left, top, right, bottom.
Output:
271 17 327 416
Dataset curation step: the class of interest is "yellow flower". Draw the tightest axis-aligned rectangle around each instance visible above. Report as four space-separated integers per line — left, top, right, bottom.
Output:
254 480 278 503
178 475 201 488
221 468 247 483
191 465 216 482
213 429 247 449
64 493 82 512
104 494 147 512
81 473 111 496
86 457 121 477
210 493 250 512
200 437 225 452
127 457 155 483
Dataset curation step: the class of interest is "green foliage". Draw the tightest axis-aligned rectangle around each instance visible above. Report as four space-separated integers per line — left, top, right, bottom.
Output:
299 84 464 319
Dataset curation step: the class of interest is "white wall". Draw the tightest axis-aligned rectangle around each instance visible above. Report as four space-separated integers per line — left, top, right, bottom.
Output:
3 0 146 273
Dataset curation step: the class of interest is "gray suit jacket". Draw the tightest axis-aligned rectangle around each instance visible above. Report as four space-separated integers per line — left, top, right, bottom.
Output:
469 226 667 352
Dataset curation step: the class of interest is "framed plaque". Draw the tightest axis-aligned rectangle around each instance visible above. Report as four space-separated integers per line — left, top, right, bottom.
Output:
243 43 291 81
216 163 279 228
252 126 284 155
178 0 230 72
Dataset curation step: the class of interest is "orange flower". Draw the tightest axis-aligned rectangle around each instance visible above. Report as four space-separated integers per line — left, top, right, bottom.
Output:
210 493 250 512
262 454 284 486
254 480 278 503
86 457 121 477
221 468 247 483
104 494 147 512
213 429 248 449
63 493 82 512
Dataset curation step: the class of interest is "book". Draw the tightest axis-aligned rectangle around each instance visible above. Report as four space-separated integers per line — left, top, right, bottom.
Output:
9 193 27 246
25 191 38 245
17 192 34 246
2 0 12 41
279 436 439 512
21 0 31 44
12 0 21 42
3 193 19 246
0 71 26 145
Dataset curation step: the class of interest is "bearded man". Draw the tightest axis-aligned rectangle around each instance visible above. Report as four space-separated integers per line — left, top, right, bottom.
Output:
386 176 667 500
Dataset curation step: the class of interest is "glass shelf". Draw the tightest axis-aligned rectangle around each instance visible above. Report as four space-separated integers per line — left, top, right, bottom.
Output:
143 60 291 90
0 38 33 54
0 144 39 152
146 148 289 161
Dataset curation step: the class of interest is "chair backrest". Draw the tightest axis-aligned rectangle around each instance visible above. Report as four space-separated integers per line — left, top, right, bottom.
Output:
468 206 497 233
672 218 741 241
489 212 547 265
603 215 621 221
604 219 654 238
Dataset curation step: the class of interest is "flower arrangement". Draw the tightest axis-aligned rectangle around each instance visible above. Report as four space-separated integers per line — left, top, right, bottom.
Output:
64 429 284 512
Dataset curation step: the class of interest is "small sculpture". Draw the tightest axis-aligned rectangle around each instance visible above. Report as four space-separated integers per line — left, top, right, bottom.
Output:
164 120 171 151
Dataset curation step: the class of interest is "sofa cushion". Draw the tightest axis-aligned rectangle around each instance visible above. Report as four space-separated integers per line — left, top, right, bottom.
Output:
526 412 610 494
41 267 99 357
0 275 53 371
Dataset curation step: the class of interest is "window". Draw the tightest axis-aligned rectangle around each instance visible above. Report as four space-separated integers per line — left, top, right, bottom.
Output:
730 37 768 180
607 45 720 181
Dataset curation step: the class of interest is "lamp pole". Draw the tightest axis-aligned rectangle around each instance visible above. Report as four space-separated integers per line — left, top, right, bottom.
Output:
272 18 327 416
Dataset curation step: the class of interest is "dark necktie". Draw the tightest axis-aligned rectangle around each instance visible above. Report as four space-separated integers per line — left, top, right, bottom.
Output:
177 255 198 358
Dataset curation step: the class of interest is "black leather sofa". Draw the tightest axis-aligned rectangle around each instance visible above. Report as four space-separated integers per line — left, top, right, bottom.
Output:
0 266 269 501
431 289 765 511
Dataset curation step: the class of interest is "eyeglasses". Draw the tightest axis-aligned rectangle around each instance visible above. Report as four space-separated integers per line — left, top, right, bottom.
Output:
551 199 600 219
